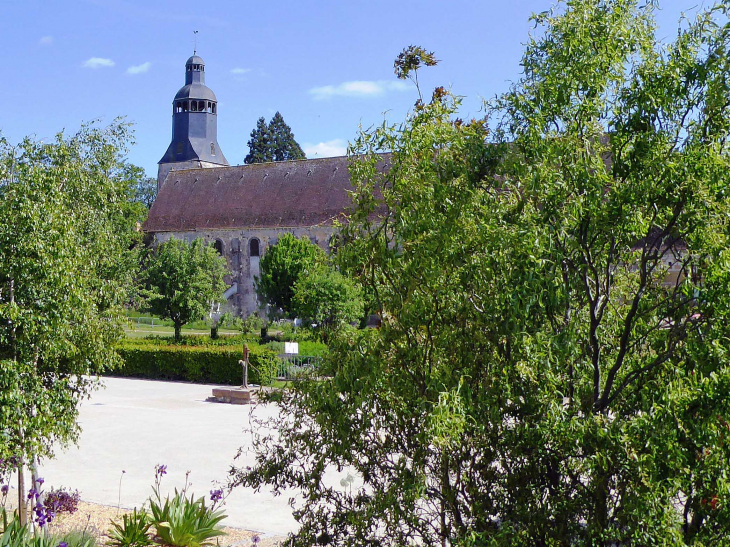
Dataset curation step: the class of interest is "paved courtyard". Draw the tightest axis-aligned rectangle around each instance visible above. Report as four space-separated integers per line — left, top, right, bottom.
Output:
36 377 309 537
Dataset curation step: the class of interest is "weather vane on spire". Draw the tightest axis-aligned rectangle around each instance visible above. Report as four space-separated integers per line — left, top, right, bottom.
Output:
193 30 199 55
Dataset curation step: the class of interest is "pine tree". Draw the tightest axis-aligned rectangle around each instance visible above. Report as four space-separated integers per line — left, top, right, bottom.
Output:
268 112 306 162
244 117 273 164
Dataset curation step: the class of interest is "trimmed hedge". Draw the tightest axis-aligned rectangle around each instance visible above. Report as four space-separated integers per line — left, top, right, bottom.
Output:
114 340 278 386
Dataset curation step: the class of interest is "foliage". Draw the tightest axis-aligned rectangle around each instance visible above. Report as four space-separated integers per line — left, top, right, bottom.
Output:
394 45 439 100
106 508 153 547
244 114 305 164
58 530 97 547
216 312 264 336
256 233 326 316
142 238 228 340
268 112 305 162
262 340 328 358
232 3 730 545
123 164 158 210
148 468 226 547
43 487 80 516
115 340 277 386
1 509 97 547
243 117 272 165
149 493 225 547
292 266 364 332
0 121 143 517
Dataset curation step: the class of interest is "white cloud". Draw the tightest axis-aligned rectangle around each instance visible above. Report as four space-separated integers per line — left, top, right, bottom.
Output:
39 36 53 46
127 62 151 75
83 57 115 69
230 67 251 75
309 80 409 100
303 139 347 158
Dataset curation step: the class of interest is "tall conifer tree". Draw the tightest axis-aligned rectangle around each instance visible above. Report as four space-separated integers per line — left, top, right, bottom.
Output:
269 111 305 162
244 117 273 164
244 113 305 164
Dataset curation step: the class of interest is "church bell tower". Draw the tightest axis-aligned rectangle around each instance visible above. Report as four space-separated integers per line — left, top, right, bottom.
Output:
157 54 228 188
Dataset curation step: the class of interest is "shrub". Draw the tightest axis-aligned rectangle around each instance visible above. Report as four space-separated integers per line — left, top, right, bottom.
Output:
106 508 153 547
147 466 226 547
44 487 80 515
149 492 226 547
114 340 278 386
263 340 328 357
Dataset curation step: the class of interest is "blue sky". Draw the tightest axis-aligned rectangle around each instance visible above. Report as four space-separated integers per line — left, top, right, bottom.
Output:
1 0 699 177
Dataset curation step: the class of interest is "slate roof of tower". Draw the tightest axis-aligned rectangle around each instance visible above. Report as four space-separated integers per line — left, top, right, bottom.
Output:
145 155 388 232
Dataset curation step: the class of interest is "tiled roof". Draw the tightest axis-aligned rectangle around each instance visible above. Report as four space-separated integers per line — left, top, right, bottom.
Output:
145 155 379 232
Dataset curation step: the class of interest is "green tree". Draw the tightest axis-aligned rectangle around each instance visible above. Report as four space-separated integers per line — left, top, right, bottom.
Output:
292 266 363 335
244 117 273 164
255 233 325 316
268 112 305 162
125 164 158 210
143 238 228 340
244 113 306 164
0 121 143 523
232 2 730 545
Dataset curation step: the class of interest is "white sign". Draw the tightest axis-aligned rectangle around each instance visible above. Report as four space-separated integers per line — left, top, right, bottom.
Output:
284 342 299 355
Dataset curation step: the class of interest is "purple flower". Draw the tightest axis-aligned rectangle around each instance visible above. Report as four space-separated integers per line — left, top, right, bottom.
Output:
155 464 167 476
210 489 223 503
36 477 44 485
58 542 68 547
1 485 8 495
28 487 37 500
251 535 260 545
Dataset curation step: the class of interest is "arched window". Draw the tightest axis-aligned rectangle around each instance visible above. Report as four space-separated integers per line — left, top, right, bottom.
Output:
249 238 260 257
182 102 188 112
213 240 224 255
211 103 216 114
210 143 215 156
199 100 205 111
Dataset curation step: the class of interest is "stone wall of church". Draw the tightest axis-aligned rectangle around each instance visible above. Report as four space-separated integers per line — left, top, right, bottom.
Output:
153 226 338 317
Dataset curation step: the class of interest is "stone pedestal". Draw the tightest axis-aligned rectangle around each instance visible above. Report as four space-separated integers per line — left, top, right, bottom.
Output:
209 387 254 405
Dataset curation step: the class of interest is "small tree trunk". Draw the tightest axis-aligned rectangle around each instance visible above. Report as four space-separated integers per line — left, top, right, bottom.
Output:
210 325 218 339
17 463 26 525
174 323 182 341
440 451 448 547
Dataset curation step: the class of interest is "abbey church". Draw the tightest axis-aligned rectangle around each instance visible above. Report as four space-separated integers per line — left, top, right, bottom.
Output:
144 54 358 317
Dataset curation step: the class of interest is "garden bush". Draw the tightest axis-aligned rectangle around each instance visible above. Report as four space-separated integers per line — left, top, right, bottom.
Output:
114 340 277 386
262 340 328 357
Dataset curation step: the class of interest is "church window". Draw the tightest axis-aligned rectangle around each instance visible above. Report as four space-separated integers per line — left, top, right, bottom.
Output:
191 101 197 112
212 103 216 115
199 100 205 111
176 142 184 155
249 238 260 257
213 239 224 256
210 143 215 155
182 101 188 112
